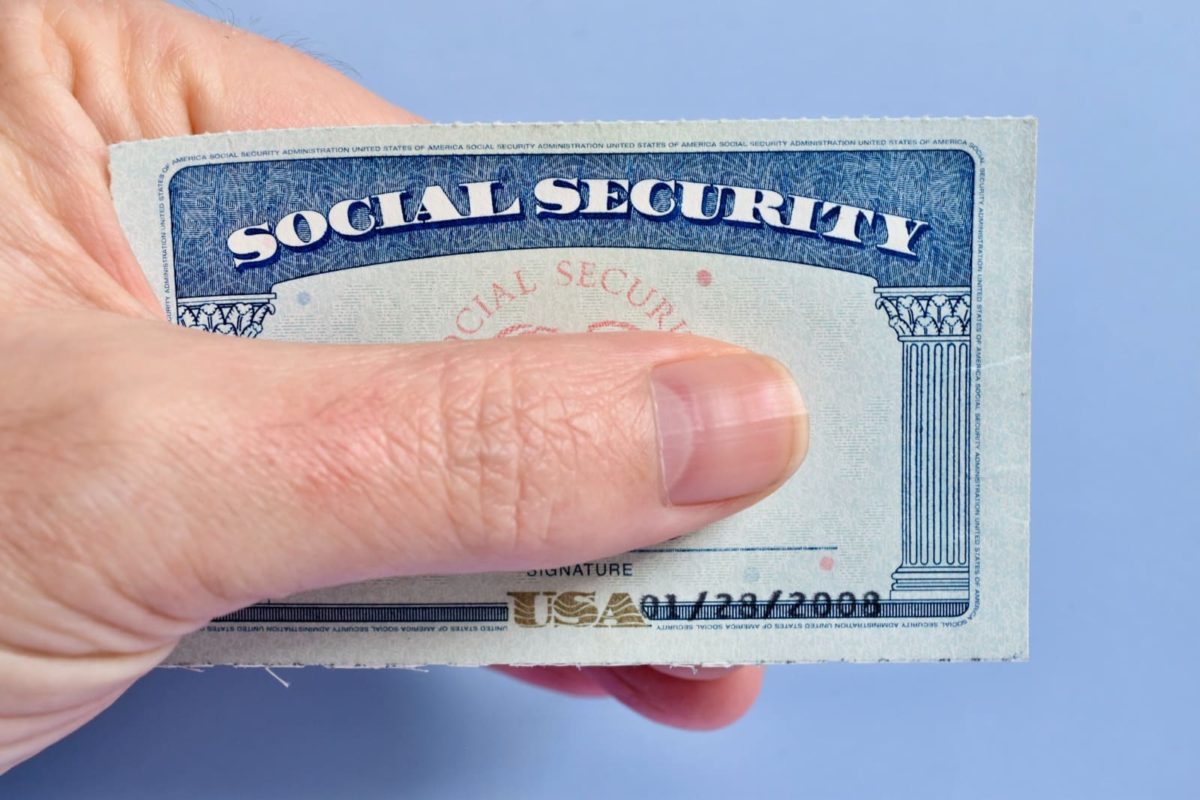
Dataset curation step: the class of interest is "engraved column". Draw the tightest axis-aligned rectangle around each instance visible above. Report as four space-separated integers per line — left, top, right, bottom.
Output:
875 288 971 600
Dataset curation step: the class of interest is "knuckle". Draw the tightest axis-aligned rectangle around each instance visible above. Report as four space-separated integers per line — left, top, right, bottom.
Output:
433 348 587 560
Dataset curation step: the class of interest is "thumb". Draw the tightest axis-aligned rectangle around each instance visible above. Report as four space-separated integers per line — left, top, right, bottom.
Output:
4 311 809 625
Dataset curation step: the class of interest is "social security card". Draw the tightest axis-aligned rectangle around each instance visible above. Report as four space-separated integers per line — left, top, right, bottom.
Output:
110 118 1034 666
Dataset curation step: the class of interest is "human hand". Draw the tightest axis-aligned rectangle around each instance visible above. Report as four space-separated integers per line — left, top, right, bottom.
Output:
0 0 808 771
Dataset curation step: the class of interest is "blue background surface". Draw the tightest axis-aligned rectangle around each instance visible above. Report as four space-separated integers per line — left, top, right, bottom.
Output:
5 1 1197 797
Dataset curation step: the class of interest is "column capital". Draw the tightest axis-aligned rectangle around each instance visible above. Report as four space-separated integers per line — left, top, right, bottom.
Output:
177 294 276 338
874 287 971 340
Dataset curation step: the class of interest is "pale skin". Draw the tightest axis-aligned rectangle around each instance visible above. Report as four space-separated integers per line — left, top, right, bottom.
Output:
0 0 811 773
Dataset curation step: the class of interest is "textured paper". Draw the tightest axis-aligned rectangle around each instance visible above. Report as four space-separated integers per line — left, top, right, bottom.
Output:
109 118 1034 666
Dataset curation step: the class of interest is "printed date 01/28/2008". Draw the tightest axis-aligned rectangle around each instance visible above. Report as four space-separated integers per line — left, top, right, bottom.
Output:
640 590 883 622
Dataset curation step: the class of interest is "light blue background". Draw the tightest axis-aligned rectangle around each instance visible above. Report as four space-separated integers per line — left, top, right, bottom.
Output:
5 1 1197 797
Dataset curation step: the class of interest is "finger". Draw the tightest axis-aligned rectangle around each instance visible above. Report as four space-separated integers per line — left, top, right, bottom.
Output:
582 666 765 730
0 0 421 312
491 666 607 698
6 313 808 628
38 0 423 142
649 665 740 681
0 680 130 769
